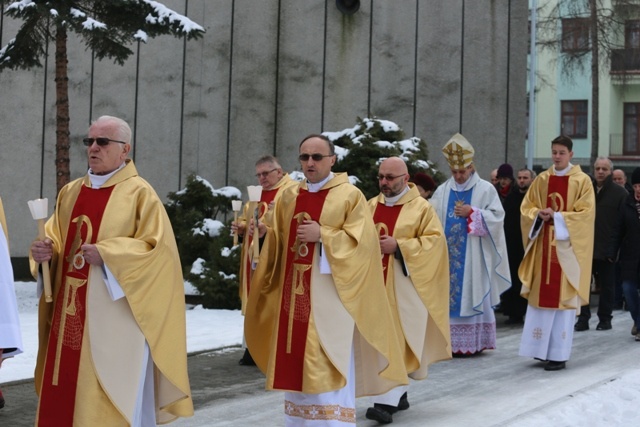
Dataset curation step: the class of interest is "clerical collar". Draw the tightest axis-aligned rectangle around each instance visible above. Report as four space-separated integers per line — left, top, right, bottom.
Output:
454 173 473 191
88 162 125 189
307 173 334 193
553 163 572 177
384 186 409 206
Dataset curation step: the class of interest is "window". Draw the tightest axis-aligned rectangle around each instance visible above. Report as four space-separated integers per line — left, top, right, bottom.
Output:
561 18 590 52
561 100 588 138
626 20 640 49
623 103 640 155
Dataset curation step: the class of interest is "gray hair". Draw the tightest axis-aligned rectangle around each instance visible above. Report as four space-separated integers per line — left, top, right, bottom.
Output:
594 156 613 170
92 115 132 146
255 155 282 169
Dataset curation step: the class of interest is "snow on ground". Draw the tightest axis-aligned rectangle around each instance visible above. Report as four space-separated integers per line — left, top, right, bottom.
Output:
0 281 243 383
2 281 640 426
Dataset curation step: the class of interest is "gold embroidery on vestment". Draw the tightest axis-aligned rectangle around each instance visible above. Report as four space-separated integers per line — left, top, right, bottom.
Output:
53 215 92 385
284 400 356 423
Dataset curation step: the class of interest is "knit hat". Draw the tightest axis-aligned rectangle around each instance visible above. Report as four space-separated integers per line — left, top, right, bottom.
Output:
442 133 474 169
632 167 640 185
411 172 436 192
497 163 514 179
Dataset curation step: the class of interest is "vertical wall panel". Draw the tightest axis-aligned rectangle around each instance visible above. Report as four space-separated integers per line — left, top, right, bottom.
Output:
275 0 326 172
323 1 371 131
415 0 463 169
369 0 417 133
460 0 511 178
227 0 280 196
182 0 233 187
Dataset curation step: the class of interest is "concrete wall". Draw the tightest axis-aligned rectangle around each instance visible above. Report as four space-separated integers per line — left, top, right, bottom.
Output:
0 0 527 261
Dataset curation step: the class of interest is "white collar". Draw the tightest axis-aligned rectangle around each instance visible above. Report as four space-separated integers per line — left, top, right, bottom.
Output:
553 163 572 177
307 173 334 193
384 186 409 206
88 162 125 188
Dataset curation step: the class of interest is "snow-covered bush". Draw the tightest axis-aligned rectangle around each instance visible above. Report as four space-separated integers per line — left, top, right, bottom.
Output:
325 117 444 199
165 175 242 309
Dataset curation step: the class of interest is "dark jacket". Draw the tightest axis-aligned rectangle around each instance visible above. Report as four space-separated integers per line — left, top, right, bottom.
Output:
615 193 640 282
593 175 628 260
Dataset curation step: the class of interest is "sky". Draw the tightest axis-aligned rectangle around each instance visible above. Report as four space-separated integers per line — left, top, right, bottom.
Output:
2 281 640 426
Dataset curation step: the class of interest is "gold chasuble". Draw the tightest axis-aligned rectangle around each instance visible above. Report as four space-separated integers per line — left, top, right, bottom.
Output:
32 160 193 426
245 173 407 396
518 165 595 310
238 174 294 314
368 185 451 381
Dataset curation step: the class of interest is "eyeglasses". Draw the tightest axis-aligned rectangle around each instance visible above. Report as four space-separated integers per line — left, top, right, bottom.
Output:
298 153 334 162
255 168 278 178
377 174 406 182
83 137 127 147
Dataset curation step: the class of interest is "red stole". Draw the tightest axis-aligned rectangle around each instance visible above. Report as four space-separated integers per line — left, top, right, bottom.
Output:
273 188 329 391
37 185 114 426
372 203 403 284
539 175 569 308
243 188 280 296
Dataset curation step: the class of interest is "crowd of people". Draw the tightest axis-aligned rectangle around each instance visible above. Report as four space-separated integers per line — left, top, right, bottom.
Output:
1 115 639 426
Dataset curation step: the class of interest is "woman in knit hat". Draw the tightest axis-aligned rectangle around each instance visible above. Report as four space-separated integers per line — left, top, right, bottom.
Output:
410 172 436 200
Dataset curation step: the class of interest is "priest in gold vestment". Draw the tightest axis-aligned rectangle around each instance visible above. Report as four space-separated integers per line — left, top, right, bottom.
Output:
30 116 193 426
232 155 295 366
245 135 407 426
364 157 451 424
518 135 595 371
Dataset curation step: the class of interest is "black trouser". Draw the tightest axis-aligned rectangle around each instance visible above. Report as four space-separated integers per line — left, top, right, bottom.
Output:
579 259 615 322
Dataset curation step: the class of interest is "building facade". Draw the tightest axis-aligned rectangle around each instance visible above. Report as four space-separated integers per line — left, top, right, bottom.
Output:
0 0 527 265
530 0 640 172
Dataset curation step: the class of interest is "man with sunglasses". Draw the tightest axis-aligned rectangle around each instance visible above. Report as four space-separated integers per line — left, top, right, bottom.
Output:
430 133 511 357
365 157 451 424
231 155 295 366
245 134 407 426
30 115 193 425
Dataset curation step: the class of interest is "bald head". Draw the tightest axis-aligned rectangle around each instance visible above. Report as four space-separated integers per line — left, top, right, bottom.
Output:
613 169 627 187
378 157 409 197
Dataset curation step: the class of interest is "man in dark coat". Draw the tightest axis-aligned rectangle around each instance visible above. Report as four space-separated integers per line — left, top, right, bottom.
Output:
613 167 640 340
575 157 629 332
501 168 535 324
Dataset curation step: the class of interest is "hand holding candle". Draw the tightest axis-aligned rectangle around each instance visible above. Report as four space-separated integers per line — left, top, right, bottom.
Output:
231 200 243 246
247 186 263 262
28 198 53 303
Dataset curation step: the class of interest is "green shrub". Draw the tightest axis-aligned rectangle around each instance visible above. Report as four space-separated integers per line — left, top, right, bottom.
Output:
325 117 444 199
165 174 242 309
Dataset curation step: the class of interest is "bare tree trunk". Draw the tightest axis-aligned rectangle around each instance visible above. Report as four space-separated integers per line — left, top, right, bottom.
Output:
589 0 599 169
55 25 70 193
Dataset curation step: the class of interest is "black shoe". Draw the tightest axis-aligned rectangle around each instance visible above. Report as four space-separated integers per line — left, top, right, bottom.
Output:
596 320 612 331
574 320 589 331
534 357 548 363
238 348 256 366
366 406 394 424
544 360 566 371
397 392 410 411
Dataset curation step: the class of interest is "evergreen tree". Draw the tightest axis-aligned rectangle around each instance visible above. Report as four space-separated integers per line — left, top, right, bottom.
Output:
0 0 204 193
165 174 242 309
328 117 444 199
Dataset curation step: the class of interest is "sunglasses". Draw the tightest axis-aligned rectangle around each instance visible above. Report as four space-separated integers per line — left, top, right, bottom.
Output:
377 174 406 182
255 168 278 178
299 153 334 162
82 137 127 147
